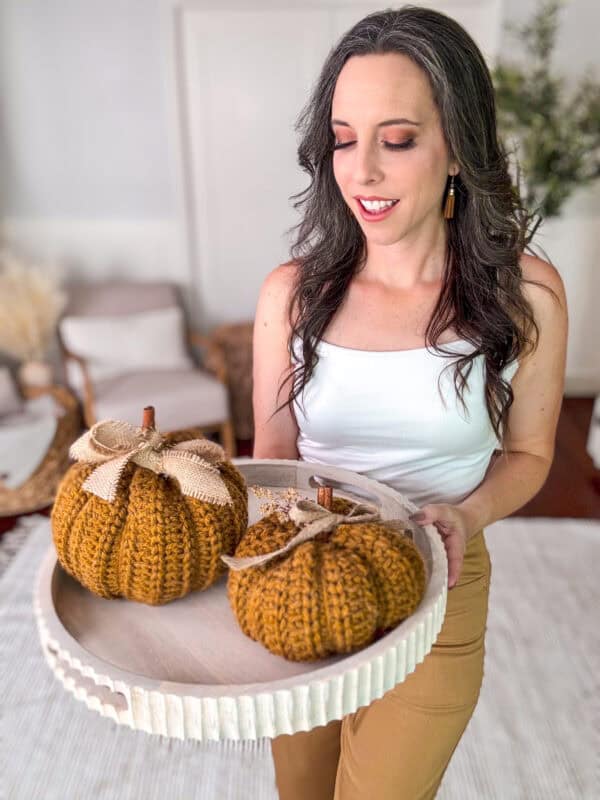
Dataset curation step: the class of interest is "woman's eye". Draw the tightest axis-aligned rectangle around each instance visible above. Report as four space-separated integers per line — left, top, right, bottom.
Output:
386 139 415 150
333 139 415 151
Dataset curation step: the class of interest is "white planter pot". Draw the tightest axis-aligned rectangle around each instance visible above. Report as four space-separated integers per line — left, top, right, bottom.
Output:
18 359 53 388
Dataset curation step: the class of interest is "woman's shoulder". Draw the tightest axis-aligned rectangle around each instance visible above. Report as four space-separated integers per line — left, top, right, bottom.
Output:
258 260 301 328
517 252 568 366
496 254 567 463
255 261 302 348
519 252 567 313
261 260 300 292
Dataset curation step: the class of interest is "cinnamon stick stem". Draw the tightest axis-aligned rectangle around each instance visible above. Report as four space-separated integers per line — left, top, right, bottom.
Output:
317 486 333 510
142 406 155 431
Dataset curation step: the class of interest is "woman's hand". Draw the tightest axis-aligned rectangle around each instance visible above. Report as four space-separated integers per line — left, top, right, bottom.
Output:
408 504 475 589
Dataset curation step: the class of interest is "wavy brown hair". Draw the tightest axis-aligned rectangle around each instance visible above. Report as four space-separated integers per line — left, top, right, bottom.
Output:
274 5 558 452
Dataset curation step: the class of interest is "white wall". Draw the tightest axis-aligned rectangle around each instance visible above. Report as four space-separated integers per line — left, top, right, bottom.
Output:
0 0 598 393
0 0 187 285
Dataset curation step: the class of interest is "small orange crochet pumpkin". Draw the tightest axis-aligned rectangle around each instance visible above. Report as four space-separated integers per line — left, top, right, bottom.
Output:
223 487 426 662
51 406 247 605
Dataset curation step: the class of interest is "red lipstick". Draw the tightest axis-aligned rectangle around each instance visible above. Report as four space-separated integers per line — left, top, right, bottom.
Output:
355 195 398 201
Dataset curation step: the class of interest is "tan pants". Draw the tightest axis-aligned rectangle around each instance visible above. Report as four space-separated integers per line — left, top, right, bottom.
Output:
271 529 491 800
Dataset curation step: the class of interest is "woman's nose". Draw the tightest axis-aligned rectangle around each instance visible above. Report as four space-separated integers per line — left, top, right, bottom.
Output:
352 142 384 185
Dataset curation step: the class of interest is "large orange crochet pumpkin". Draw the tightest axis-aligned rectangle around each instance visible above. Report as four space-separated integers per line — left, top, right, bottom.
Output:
51 406 248 605
224 490 427 662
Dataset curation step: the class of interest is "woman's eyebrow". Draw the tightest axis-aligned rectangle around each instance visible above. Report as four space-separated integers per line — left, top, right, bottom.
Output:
330 117 421 127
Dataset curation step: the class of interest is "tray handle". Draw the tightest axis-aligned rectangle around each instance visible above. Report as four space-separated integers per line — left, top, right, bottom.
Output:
45 642 129 712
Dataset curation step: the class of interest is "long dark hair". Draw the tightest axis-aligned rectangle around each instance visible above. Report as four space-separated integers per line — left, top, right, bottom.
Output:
276 5 557 451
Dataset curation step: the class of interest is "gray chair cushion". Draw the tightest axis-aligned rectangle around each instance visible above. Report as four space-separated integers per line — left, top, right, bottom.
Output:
93 369 229 432
64 281 180 317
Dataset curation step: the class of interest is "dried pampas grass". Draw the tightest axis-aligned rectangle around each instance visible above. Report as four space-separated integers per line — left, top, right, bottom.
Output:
0 248 67 361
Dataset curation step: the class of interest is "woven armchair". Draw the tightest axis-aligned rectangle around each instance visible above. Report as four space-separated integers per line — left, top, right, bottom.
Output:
207 321 254 441
0 383 81 516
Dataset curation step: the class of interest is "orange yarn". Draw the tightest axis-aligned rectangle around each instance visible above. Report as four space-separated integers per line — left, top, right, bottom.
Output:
227 496 427 662
51 428 248 605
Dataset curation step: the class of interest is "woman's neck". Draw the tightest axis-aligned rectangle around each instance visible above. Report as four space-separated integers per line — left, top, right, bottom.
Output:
358 215 448 291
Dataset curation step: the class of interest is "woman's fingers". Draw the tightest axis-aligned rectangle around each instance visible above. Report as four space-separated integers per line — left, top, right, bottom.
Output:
409 504 471 588
440 528 466 588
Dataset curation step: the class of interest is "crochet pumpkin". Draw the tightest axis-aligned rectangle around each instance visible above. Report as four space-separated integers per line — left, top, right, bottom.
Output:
222 487 427 662
51 406 247 605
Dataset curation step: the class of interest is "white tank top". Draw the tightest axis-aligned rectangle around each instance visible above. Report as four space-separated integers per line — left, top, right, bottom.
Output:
291 334 519 507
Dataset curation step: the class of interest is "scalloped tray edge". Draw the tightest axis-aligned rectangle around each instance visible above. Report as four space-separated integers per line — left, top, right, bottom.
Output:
34 581 447 741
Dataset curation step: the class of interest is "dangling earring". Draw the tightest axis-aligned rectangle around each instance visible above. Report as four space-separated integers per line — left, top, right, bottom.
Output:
443 173 455 219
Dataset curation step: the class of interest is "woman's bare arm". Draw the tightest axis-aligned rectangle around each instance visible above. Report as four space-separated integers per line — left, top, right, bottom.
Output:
457 254 568 533
252 263 301 460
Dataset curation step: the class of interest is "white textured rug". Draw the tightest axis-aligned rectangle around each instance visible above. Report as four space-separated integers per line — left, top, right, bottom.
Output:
1 515 597 800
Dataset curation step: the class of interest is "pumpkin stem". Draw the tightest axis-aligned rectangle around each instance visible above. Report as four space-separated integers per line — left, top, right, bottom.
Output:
317 486 333 510
315 486 332 542
142 406 156 431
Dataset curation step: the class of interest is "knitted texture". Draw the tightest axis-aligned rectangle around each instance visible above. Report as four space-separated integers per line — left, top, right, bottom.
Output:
227 496 427 662
51 429 248 605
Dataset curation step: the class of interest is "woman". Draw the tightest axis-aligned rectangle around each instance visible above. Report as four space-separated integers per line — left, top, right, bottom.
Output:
252 6 568 799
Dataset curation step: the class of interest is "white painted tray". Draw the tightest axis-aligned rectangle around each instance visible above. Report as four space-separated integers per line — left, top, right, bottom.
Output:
34 458 447 741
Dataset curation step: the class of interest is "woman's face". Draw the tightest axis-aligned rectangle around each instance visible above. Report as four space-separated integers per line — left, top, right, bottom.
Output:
331 52 457 246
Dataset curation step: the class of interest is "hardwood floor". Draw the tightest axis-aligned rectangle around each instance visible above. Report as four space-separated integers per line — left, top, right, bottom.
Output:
517 397 600 518
1 397 598 536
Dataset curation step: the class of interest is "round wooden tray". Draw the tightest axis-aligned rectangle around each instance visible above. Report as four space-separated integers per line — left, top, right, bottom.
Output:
34 458 447 742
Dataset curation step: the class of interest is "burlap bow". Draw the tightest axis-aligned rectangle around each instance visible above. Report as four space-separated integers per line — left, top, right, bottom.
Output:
69 419 233 505
221 498 381 570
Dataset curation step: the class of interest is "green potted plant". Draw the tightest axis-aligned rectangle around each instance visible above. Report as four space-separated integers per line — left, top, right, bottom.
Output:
492 0 600 220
